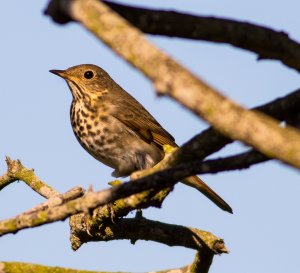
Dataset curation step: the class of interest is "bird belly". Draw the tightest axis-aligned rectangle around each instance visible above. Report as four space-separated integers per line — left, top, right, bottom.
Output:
71 113 163 177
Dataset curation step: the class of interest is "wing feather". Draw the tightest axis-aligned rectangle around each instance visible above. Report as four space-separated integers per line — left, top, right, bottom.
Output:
111 94 176 149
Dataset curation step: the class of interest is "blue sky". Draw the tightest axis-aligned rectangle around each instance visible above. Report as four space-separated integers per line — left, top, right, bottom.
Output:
1 1 300 272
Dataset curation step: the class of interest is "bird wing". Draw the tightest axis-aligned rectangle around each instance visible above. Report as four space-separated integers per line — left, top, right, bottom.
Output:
111 98 176 149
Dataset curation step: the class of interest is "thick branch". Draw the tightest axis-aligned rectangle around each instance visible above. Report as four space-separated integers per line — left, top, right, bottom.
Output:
105 2 300 72
45 1 300 72
70 184 173 250
0 256 211 273
0 157 173 238
0 262 105 273
132 89 300 182
0 157 225 271
70 216 227 254
188 251 214 273
160 88 300 170
45 0 300 171
0 150 240 237
0 164 190 236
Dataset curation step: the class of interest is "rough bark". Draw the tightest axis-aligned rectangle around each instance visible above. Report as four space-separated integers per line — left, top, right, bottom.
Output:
45 0 300 72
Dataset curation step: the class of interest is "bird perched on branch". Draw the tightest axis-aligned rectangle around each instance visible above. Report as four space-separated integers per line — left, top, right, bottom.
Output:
50 64 232 213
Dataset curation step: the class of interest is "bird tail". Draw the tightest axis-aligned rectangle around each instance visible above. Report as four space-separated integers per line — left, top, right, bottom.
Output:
182 176 233 213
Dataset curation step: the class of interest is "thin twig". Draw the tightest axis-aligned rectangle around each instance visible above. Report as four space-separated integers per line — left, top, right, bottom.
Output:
0 157 59 198
25 186 85 214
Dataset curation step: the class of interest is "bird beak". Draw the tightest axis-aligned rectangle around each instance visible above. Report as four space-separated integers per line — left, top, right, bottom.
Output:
49 69 68 79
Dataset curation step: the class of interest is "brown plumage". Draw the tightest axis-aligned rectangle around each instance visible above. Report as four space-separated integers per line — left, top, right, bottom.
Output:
50 64 232 213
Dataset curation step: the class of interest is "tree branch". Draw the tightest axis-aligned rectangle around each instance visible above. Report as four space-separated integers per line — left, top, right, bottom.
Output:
0 157 227 273
201 150 268 173
105 2 300 72
0 163 185 236
70 183 173 250
70 216 227 254
160 88 300 171
0 162 226 273
0 262 106 273
133 147 268 179
0 151 237 237
161 151 268 177
0 157 59 198
0 157 174 238
45 0 300 72
188 251 214 273
45 0 300 172
25 186 85 214
0 254 215 273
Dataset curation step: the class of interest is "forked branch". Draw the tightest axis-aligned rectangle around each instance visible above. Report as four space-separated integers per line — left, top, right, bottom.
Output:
0 158 227 273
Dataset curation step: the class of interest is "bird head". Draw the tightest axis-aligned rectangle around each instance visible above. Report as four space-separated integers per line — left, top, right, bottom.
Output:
50 64 113 101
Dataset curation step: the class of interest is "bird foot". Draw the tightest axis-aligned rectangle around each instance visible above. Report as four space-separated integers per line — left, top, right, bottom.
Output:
107 202 118 224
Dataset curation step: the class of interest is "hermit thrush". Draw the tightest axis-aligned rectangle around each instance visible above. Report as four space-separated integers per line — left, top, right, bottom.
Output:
50 64 232 213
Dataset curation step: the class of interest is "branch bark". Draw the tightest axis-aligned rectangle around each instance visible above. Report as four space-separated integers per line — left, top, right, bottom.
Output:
0 156 230 238
70 184 173 250
25 186 85 214
70 216 227 254
45 0 300 72
0 256 214 273
0 157 230 273
0 158 226 273
104 2 300 72
199 150 268 174
142 88 300 177
0 157 59 198
0 262 105 273
0 164 182 236
188 251 214 273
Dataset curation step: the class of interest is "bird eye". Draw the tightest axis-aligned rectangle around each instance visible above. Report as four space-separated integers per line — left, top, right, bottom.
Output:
84 71 94 79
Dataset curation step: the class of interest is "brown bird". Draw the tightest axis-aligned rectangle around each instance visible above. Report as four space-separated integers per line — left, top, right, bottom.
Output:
50 64 232 213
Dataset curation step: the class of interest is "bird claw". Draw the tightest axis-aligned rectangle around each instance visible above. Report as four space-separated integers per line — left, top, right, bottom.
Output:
107 203 118 224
